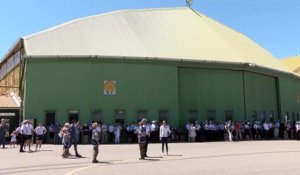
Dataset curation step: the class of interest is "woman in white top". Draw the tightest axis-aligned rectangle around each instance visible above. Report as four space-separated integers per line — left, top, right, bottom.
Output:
225 120 232 142
35 123 47 151
188 123 196 142
160 120 170 156
23 121 34 152
114 125 121 144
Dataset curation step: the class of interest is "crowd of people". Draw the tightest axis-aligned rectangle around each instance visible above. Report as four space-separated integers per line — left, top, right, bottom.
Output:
2 119 300 148
52 118 172 162
185 119 300 142
0 119 47 151
44 120 169 145
2 117 300 163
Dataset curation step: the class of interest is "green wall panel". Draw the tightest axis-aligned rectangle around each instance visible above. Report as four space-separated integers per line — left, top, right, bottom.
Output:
244 72 278 121
278 75 300 121
178 68 245 126
23 57 300 128
24 59 179 126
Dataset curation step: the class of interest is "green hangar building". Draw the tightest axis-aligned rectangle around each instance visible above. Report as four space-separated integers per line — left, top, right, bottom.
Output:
1 8 300 128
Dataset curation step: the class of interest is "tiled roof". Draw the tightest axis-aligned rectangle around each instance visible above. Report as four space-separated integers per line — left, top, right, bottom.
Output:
0 93 20 109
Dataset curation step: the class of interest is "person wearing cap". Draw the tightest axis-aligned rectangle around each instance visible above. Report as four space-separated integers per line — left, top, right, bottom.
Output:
61 123 70 158
159 120 171 156
137 119 147 160
91 122 100 163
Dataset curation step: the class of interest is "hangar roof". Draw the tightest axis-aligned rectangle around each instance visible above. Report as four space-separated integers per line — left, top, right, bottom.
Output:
2 7 293 74
281 56 300 74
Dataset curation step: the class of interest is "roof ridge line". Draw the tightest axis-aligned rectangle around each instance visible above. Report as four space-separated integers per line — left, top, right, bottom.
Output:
23 7 190 40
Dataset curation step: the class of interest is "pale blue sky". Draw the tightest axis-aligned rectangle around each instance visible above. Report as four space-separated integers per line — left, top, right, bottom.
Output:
0 0 299 60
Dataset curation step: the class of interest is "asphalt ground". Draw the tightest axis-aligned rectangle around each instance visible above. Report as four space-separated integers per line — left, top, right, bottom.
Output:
1 141 300 175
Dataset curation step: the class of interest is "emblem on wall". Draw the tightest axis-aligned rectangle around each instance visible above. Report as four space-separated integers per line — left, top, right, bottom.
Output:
104 80 116 95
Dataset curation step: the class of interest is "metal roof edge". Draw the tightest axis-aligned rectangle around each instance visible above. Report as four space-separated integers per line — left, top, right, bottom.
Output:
25 54 295 77
0 38 23 65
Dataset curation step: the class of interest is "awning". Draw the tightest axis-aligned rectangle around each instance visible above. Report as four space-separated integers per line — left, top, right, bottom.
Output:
0 113 16 117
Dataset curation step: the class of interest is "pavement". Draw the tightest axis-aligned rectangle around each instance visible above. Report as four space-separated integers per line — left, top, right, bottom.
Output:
1 141 300 175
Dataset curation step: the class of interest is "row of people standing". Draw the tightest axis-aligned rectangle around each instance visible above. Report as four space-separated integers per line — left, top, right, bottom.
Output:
69 121 162 144
185 120 300 142
5 119 300 148
7 120 166 146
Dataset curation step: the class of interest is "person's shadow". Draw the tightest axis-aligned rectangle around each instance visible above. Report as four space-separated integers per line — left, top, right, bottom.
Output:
165 154 183 157
99 161 111 164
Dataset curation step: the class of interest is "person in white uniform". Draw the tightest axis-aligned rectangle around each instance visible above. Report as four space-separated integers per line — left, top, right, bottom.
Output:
35 123 47 151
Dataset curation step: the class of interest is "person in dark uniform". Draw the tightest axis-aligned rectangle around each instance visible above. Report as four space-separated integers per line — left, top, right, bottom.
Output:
144 120 151 157
195 121 201 142
0 119 7 148
137 119 147 160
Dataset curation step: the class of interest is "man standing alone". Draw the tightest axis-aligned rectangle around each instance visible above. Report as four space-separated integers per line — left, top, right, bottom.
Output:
137 119 147 160
91 122 100 163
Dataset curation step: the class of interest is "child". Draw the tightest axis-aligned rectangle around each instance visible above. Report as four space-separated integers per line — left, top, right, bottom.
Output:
10 131 17 148
61 123 70 158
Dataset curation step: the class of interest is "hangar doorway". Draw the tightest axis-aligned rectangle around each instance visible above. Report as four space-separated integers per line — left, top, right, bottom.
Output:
243 72 278 122
115 110 125 125
178 68 279 126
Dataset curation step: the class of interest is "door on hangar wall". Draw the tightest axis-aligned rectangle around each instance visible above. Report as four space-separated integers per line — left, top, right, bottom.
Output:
178 68 245 126
243 72 278 121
